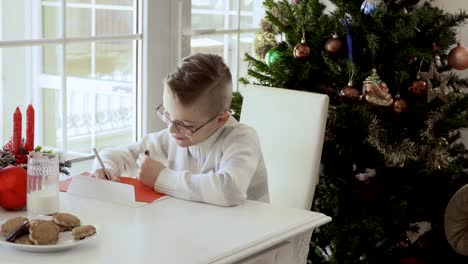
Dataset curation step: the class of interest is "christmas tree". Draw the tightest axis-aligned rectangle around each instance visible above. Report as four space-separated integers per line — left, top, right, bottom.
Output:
240 0 468 263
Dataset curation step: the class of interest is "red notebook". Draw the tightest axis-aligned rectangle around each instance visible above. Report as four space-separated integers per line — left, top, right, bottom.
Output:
59 173 165 203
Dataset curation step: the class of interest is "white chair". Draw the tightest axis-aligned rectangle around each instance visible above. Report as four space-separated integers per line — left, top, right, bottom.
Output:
240 85 329 210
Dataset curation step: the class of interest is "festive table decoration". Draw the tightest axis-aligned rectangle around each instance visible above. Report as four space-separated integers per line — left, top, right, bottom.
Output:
0 105 71 211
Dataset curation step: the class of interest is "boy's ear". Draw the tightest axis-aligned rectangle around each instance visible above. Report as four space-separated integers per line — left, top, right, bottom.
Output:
216 111 230 128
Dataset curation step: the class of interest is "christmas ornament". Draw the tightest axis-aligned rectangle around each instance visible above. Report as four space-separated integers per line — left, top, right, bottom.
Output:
432 43 443 67
325 33 343 55
362 69 393 106
360 0 387 16
265 47 282 67
448 42 468 70
0 165 27 210
355 168 376 182
401 256 427 264
395 236 411 249
340 81 360 101
293 39 311 60
417 63 448 103
343 17 354 63
408 80 427 96
394 98 408 113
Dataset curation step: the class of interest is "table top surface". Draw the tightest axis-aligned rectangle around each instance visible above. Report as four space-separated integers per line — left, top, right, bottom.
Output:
0 193 331 264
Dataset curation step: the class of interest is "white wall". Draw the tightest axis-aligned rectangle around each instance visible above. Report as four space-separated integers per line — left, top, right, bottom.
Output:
432 0 468 45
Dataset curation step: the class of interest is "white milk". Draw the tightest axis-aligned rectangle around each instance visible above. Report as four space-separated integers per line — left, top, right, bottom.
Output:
27 189 59 215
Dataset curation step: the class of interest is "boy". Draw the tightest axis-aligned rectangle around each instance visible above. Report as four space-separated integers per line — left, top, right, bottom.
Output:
90 53 269 206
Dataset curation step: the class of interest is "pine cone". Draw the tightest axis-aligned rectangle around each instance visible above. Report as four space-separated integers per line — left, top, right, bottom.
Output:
0 149 16 169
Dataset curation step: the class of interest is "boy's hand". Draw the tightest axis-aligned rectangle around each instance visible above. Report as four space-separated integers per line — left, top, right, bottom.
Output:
89 168 120 181
137 154 166 188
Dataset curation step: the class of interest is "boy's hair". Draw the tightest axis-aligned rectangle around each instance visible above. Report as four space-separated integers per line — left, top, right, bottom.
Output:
166 53 233 114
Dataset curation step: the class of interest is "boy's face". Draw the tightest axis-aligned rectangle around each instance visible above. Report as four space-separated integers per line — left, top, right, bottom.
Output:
162 88 229 147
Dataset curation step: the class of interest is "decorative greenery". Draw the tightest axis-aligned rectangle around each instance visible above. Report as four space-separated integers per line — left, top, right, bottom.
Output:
230 91 244 121
243 0 468 262
0 145 72 176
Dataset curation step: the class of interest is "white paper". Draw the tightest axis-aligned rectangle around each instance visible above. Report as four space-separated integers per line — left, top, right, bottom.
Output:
67 176 136 206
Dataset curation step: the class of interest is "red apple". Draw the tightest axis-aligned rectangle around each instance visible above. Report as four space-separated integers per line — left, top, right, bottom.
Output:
0 165 27 210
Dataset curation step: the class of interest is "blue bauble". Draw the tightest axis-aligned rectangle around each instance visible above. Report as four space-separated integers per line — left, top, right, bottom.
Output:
360 0 386 16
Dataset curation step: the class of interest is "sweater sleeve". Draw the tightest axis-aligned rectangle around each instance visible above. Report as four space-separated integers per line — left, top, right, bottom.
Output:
154 126 261 206
92 131 169 178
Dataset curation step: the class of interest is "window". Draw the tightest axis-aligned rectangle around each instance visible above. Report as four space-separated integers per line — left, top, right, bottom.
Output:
0 0 141 156
0 1 263 159
189 0 264 89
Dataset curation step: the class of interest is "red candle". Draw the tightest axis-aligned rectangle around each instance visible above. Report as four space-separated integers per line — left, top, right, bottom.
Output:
25 104 35 152
12 107 22 154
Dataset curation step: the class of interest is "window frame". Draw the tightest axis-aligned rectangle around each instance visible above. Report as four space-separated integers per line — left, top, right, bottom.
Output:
0 0 145 157
184 0 263 90
0 0 261 160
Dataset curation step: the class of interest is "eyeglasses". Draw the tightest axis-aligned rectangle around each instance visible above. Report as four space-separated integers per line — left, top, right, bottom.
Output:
155 104 224 138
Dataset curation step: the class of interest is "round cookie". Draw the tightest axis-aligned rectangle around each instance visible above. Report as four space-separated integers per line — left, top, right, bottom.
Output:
29 221 59 245
29 219 47 227
14 234 34 245
72 225 96 240
6 220 29 242
31 219 69 232
1 217 28 237
52 213 80 228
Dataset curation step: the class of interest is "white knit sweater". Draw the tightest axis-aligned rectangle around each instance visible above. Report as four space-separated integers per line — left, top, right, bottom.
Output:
93 117 269 206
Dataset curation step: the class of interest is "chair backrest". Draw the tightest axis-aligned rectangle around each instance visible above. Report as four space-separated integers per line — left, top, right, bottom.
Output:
240 85 329 210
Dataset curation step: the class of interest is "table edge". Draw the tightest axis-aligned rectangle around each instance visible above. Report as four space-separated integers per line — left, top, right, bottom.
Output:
207 213 332 264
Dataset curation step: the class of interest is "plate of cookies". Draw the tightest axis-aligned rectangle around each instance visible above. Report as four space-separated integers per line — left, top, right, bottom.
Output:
0 212 98 252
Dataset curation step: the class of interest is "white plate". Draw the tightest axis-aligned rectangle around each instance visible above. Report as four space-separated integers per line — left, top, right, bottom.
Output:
0 225 98 253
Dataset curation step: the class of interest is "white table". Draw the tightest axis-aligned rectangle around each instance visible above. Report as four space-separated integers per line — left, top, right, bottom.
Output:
0 193 331 264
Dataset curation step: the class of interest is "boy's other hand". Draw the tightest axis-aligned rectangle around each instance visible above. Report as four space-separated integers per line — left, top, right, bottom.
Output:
90 168 120 181
137 154 166 189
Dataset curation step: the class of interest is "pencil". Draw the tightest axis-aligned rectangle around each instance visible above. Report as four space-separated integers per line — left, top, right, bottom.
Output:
92 148 111 181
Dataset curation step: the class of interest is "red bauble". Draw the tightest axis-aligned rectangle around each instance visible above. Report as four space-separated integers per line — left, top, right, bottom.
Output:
293 41 311 60
325 34 343 55
340 83 360 101
0 165 27 210
448 43 468 70
394 98 408 113
408 80 427 96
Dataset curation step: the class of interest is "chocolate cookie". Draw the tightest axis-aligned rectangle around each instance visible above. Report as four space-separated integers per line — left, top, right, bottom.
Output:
6 221 29 242
29 221 59 245
1 217 28 237
14 234 34 245
52 213 80 228
72 225 96 240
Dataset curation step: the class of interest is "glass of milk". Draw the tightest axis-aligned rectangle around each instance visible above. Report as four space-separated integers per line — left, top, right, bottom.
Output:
27 152 60 216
